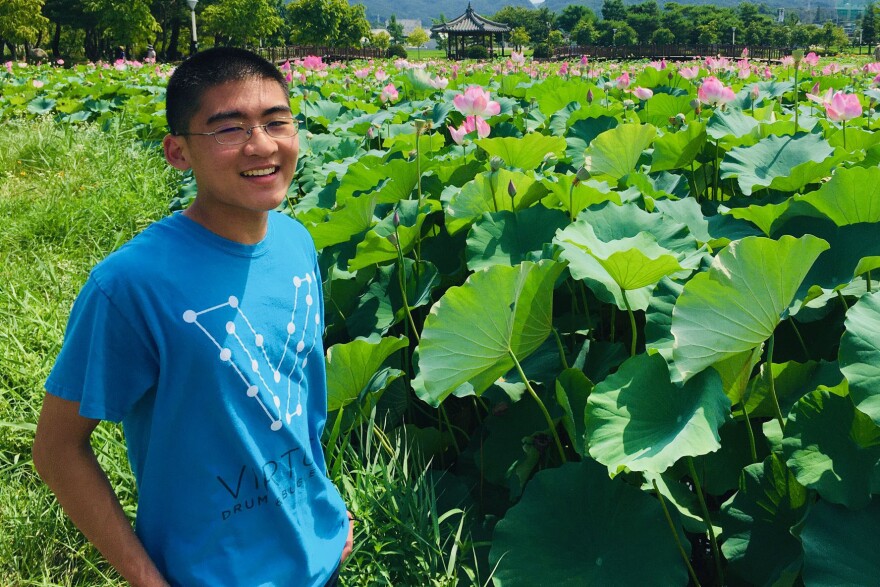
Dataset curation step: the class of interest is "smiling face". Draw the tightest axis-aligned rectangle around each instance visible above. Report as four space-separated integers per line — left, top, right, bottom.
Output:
163 77 298 244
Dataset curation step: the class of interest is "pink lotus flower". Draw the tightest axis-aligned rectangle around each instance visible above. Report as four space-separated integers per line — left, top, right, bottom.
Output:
741 48 749 58
580 55 589 66
379 83 398 103
648 59 667 70
511 51 525 65
284 71 293 84
632 86 653 100
354 67 370 79
453 86 500 118
279 60 291 72
56 59 64 65
822 63 841 76
806 87 834 107
5 61 13 74
448 115 490 145
780 56 795 67
302 55 325 71
698 76 736 106
375 69 388 82
826 91 862 122
615 72 631 90
429 76 449 90
804 52 819 67
678 65 700 80
33 79 44 88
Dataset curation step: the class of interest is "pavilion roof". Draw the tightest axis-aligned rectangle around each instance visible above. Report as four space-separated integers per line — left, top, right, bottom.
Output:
430 3 510 33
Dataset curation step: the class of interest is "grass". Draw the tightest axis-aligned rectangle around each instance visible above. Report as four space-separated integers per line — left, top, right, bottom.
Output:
0 117 480 585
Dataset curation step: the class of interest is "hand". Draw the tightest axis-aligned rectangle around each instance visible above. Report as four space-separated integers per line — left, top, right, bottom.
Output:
341 511 355 562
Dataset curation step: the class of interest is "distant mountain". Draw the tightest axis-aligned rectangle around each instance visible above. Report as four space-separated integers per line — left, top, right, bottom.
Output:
359 0 840 27
360 0 533 27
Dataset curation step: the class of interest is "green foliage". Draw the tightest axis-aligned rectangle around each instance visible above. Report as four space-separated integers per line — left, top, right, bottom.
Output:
386 43 407 58
0 0 49 48
203 0 283 47
286 0 368 46
463 45 488 59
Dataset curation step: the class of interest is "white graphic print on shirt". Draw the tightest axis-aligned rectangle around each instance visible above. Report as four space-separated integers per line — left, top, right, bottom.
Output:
181 272 320 431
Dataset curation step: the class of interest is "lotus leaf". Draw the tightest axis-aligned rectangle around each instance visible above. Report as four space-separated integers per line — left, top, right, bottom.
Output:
839 291 880 426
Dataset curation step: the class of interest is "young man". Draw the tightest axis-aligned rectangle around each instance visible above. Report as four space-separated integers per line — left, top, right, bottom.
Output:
32 47 352 586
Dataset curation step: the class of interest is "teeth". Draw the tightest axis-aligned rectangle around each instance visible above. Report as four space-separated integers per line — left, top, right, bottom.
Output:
241 167 276 177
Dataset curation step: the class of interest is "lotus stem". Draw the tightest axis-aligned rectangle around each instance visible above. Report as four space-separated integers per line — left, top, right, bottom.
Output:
653 480 702 587
766 335 784 430
714 140 720 201
552 327 570 370
687 457 724 586
395 236 420 344
568 182 575 222
843 120 847 150
690 161 700 202
789 318 809 361
622 290 637 357
609 305 616 343
836 290 849 311
741 400 758 463
793 66 799 133
439 404 461 455
867 270 873 293
509 350 567 463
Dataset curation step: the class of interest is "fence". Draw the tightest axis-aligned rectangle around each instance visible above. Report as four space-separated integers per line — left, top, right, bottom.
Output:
255 45 384 63
552 44 787 61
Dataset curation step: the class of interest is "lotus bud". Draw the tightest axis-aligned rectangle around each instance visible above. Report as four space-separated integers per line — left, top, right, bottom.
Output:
366 126 375 140
414 119 427 134
393 209 400 227
490 156 504 172
668 71 674 80
623 99 635 110
507 180 517 198
306 131 314 140
587 89 594 104
751 85 760 100
572 165 591 186
811 81 820 95
603 81 613 91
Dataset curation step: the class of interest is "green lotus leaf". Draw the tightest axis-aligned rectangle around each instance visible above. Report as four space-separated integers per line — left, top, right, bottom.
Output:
26 97 56 115
644 277 684 361
384 131 447 157
773 218 880 308
651 121 707 172
653 196 713 245
637 93 695 128
475 134 567 171
465 206 569 271
783 389 880 509
627 170 690 201
524 76 594 116
586 352 730 474
413 260 565 406
490 460 689 587
714 347 764 407
721 199 793 236
325 336 409 411
671 235 829 382
478 397 555 487
643 470 724 535
548 101 582 136
794 166 880 226
540 174 621 218
720 454 808 587
697 419 768 496
706 108 761 143
720 133 838 196
840 291 880 426
564 115 619 168
555 368 593 457
349 200 437 271
744 360 844 419
347 259 440 338
445 169 547 235
801 499 880 586
301 98 346 128
583 123 657 181
563 229 683 292
334 155 386 202
306 194 376 250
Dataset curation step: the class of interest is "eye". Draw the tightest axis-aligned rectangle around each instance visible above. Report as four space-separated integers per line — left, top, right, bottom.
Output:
266 119 293 129
215 124 246 136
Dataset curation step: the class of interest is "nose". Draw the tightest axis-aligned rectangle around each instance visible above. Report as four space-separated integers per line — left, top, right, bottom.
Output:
243 124 277 156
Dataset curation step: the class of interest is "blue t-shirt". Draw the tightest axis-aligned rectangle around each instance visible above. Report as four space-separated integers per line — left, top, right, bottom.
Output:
46 212 348 586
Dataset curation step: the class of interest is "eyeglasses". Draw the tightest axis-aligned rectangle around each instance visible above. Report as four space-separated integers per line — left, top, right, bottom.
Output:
178 117 299 145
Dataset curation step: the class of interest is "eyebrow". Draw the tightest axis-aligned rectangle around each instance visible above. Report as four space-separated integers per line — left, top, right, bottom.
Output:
204 105 292 126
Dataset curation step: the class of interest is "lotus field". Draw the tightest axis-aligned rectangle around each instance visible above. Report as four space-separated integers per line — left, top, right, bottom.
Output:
5 51 880 585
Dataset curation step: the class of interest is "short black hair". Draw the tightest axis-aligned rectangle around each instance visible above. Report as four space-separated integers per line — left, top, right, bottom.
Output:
165 47 288 135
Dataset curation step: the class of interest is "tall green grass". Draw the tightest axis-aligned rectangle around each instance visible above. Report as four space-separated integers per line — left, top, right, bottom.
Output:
0 118 480 585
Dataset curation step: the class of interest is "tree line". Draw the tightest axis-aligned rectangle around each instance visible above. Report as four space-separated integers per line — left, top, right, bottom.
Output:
0 0 866 63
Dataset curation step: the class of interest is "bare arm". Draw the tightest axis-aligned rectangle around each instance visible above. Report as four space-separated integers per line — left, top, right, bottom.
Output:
32 394 169 587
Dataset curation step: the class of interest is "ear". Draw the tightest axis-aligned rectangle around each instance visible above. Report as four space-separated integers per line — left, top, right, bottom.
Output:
163 134 192 171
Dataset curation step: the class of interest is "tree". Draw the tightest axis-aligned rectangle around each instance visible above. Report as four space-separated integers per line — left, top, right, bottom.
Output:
202 0 280 46
336 2 371 46
626 0 660 44
601 0 627 22
0 0 49 59
862 2 876 45
371 30 390 51
558 5 595 33
509 26 529 51
572 19 595 45
599 19 636 44
386 14 404 44
286 0 369 46
650 27 674 44
430 13 447 51
85 0 160 50
408 26 429 58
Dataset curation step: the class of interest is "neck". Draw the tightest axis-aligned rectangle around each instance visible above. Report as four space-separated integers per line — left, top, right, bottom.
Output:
182 201 269 245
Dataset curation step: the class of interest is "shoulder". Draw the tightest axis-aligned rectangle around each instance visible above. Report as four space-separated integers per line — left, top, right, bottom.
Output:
271 212 316 249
